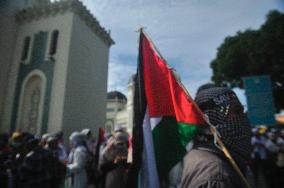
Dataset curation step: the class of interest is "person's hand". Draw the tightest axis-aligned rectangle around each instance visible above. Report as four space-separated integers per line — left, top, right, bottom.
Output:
114 156 127 164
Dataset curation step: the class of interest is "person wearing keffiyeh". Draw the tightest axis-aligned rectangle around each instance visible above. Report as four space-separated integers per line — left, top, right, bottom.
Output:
181 85 252 188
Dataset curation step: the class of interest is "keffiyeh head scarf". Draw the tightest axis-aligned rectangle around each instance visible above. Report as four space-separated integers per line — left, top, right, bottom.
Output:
195 87 252 161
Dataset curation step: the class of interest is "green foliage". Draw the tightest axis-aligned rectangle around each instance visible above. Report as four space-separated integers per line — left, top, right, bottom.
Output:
211 10 284 111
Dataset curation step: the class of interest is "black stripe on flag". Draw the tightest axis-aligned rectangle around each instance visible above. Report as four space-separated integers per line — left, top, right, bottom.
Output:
126 32 147 188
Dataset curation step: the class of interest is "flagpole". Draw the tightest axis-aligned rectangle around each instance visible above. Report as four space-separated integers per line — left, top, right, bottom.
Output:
138 28 251 188
207 122 251 188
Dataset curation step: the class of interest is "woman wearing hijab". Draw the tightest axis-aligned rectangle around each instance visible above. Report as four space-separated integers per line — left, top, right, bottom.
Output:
67 132 88 188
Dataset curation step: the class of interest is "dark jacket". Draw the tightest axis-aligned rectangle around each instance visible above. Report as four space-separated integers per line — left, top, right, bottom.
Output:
100 160 129 188
181 145 245 188
19 147 65 188
0 147 11 188
18 148 52 188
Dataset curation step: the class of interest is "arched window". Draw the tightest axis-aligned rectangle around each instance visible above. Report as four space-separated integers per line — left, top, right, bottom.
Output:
49 30 59 55
21 36 31 61
17 72 46 135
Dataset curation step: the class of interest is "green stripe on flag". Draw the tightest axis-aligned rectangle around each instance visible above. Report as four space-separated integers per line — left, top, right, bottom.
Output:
152 117 199 181
178 122 198 148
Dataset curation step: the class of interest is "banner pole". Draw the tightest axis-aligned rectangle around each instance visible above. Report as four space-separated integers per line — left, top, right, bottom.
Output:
208 124 251 188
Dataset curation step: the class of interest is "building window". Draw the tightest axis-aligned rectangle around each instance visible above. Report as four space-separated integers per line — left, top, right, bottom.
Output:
21 36 31 61
30 31 48 64
49 30 59 55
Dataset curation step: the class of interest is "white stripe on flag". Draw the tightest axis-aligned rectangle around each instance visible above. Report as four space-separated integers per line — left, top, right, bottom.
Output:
140 108 160 188
150 117 162 130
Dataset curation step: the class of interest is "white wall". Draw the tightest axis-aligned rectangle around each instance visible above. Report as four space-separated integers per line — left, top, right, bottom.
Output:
1 11 74 133
106 100 124 130
127 79 134 133
0 0 26 131
115 110 128 130
45 12 74 133
62 13 110 137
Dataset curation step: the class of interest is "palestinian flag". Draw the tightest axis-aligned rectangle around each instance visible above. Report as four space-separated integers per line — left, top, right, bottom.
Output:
127 31 206 188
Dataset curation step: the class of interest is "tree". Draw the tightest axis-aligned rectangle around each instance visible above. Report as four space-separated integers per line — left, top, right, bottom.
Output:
211 10 284 112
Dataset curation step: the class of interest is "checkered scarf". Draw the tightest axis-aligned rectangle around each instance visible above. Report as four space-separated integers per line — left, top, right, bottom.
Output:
195 87 252 161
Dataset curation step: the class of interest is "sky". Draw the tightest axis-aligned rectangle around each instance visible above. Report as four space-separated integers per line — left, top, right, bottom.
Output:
81 0 284 105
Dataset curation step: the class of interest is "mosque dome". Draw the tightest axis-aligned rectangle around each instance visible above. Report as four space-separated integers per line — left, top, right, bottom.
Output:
107 91 127 102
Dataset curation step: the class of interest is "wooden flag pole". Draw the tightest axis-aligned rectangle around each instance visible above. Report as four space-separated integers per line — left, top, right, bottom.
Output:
136 26 147 33
208 123 251 188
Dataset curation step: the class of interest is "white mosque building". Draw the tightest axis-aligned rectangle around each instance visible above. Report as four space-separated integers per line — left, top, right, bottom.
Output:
105 76 135 134
0 0 114 138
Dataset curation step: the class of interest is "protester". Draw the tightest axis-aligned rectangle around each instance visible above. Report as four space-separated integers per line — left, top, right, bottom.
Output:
275 130 284 186
251 128 269 187
181 86 252 188
67 132 88 188
45 135 67 188
54 131 68 163
18 135 52 188
8 132 28 188
0 133 11 188
81 129 96 155
46 136 61 158
99 130 129 188
40 133 50 149
266 131 280 188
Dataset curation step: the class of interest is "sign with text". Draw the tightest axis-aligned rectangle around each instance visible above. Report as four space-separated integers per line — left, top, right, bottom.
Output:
243 75 275 126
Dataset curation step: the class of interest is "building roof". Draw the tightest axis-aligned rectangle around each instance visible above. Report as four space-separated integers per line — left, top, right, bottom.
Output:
107 91 127 101
15 0 114 47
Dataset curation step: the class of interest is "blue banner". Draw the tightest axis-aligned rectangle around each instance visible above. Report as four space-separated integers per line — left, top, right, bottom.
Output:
242 75 275 126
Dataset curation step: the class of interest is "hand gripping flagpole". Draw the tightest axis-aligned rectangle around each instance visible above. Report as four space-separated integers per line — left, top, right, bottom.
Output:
138 28 251 188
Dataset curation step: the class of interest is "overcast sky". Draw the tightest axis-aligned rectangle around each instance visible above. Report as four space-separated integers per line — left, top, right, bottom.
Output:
81 0 283 105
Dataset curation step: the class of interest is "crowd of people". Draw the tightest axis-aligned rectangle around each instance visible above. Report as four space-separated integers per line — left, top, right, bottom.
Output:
1 85 284 188
0 128 130 188
250 126 284 187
